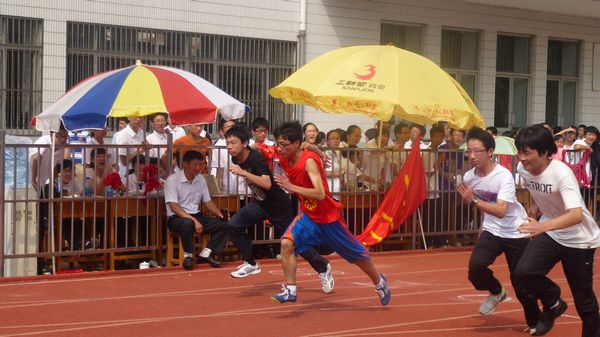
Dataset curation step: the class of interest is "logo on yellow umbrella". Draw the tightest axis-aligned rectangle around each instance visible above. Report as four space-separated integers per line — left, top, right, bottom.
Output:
354 64 376 81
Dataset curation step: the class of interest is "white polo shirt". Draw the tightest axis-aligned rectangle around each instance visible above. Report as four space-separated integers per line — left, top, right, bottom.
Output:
146 130 168 159
164 170 211 217
114 124 144 177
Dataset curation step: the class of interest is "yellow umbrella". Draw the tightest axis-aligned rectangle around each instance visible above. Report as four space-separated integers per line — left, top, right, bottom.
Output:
269 45 485 129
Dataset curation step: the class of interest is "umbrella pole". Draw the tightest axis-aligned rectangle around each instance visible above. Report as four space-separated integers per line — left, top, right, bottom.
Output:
49 133 56 274
377 122 383 148
417 208 428 250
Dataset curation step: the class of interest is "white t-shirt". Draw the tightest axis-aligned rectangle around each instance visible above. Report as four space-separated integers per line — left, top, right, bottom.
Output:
325 149 342 194
114 125 144 178
209 137 249 195
30 135 66 194
571 139 591 178
517 160 600 249
164 170 211 217
165 125 186 141
146 130 168 160
464 164 528 238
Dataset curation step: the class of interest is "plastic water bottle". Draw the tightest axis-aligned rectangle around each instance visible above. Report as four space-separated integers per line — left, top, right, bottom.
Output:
273 158 283 177
105 184 114 197
84 176 92 197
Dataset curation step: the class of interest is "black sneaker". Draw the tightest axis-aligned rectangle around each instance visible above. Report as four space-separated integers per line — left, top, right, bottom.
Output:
534 298 567 336
182 256 194 270
197 255 222 268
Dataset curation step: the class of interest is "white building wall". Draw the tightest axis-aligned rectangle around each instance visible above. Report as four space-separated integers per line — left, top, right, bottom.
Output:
304 0 600 134
1 0 599 135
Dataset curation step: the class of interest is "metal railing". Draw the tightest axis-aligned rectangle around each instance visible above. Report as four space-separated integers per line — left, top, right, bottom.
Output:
1 140 598 277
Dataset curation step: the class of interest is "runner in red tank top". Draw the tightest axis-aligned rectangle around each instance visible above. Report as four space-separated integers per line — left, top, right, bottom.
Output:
269 121 391 306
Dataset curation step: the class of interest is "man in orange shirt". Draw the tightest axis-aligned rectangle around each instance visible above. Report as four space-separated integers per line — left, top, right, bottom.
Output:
161 124 211 174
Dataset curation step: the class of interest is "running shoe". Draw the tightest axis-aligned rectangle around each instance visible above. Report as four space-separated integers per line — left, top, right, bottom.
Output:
479 286 507 315
319 263 335 294
230 261 261 278
376 274 391 306
534 298 567 336
271 285 297 303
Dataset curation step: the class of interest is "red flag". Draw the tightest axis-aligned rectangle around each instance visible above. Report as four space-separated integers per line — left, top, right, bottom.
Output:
356 137 427 246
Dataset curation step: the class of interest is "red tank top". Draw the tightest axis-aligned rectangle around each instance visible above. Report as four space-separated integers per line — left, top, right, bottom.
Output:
279 150 343 223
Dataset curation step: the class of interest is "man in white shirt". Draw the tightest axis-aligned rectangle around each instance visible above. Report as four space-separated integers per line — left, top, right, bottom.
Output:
457 127 539 332
30 125 70 274
114 117 145 179
210 119 245 194
515 126 600 337
146 113 168 161
164 150 229 270
251 117 275 146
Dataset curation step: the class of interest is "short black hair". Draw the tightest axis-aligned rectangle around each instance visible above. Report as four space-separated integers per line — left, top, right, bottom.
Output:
316 131 326 144
251 117 269 131
225 123 251 144
585 125 600 139
182 150 204 163
515 125 557 156
394 122 409 135
485 126 498 136
578 124 587 130
57 159 73 171
466 127 495 151
274 121 303 144
218 118 236 131
346 125 361 135
429 126 445 137
90 147 106 160
150 113 167 122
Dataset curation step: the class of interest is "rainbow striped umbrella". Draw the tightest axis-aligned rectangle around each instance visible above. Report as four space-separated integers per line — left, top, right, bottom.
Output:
35 62 247 132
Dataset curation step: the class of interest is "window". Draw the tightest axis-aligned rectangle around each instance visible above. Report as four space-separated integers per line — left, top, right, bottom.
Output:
380 23 422 54
66 22 297 133
441 29 479 102
0 16 43 134
494 34 531 128
546 39 579 127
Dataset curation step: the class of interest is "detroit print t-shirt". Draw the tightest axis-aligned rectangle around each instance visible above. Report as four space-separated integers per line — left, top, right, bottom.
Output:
517 159 600 249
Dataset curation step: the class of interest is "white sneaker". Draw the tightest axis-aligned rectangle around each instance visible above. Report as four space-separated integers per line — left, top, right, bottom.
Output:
230 261 261 278
318 263 335 294
479 286 507 315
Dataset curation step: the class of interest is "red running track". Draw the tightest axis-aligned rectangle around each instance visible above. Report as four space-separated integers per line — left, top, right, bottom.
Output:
0 249 595 337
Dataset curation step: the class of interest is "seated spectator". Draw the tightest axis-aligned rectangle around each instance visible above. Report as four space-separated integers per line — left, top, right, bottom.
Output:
86 148 123 196
164 150 229 270
85 128 116 170
51 159 84 251
126 154 147 196
341 145 364 192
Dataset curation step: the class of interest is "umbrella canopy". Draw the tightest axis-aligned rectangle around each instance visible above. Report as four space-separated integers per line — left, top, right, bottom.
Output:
36 62 247 132
269 45 485 129
460 136 517 155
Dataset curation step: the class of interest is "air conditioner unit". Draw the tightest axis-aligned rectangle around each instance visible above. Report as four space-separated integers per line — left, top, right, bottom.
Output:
4 187 38 277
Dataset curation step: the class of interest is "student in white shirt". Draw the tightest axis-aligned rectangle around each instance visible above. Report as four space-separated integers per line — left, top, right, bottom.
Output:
514 125 600 337
164 150 229 270
146 113 168 162
114 117 145 179
457 127 539 332
210 119 245 194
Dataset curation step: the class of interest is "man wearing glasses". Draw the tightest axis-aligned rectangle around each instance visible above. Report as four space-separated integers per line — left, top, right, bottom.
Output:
270 121 390 305
456 127 539 334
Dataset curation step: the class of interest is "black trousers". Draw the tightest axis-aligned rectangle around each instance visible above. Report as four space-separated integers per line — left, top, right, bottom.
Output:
468 231 540 327
229 202 329 273
167 214 229 255
514 233 599 337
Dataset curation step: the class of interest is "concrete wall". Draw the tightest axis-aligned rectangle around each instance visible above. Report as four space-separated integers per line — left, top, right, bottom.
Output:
2 0 599 136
